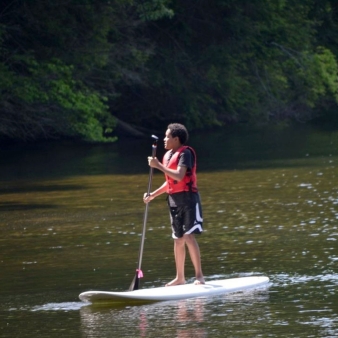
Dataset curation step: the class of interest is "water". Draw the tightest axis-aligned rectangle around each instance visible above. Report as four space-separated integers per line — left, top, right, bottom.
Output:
1 126 338 337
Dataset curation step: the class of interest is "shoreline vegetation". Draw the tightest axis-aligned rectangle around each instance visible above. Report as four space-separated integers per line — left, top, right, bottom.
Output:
1 0 338 143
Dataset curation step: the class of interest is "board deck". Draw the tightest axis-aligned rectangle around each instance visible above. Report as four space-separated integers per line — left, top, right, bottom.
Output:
79 276 269 304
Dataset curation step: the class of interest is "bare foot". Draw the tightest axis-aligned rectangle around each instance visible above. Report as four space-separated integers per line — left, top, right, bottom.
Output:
194 277 205 285
165 278 186 287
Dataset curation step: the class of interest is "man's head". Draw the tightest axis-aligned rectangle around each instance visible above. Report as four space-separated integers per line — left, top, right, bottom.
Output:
167 123 189 145
164 123 189 151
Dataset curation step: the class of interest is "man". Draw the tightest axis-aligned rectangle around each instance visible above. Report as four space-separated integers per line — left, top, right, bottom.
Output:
143 123 205 286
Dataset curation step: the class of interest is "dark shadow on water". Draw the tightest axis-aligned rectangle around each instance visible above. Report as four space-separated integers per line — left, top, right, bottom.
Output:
0 184 85 195
0 202 59 211
0 125 337 180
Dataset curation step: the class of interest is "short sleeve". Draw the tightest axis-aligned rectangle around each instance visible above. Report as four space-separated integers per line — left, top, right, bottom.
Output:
178 149 194 170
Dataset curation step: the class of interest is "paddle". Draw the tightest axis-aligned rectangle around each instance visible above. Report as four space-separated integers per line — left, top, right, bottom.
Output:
129 134 159 291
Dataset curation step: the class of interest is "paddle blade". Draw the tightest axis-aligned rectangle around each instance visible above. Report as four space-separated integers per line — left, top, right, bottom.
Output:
129 272 140 291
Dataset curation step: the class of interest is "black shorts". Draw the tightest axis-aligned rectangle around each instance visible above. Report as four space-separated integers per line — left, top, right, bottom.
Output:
168 198 203 239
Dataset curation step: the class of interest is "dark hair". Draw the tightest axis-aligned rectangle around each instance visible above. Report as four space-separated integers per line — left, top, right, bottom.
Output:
167 123 189 144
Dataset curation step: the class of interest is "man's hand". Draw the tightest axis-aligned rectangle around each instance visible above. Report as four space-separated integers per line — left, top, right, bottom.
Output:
143 192 155 204
148 156 160 169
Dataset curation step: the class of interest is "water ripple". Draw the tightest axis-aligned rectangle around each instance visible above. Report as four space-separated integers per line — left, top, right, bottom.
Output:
273 273 338 286
31 302 86 312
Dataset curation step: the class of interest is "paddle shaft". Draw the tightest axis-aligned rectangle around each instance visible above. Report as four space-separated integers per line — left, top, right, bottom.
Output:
137 142 157 270
129 135 158 291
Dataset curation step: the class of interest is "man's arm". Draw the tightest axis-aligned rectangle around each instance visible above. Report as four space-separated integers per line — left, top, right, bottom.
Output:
143 181 168 203
147 157 187 182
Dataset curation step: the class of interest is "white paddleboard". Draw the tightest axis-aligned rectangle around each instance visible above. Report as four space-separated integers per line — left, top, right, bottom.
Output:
79 276 269 304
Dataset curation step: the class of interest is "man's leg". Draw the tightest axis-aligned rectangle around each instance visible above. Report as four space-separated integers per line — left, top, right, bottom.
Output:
185 234 205 284
166 237 186 286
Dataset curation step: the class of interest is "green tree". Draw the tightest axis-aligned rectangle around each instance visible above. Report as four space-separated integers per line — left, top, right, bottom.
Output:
1 0 338 141
0 0 173 141
114 0 338 128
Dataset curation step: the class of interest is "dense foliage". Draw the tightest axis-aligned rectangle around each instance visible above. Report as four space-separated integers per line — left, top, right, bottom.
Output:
0 0 337 141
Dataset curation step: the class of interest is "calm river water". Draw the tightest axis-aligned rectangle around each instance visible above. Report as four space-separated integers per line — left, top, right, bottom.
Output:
1 125 338 337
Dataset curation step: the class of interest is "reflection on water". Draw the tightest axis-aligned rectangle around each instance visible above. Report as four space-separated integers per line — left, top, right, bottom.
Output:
79 289 270 338
1 126 338 337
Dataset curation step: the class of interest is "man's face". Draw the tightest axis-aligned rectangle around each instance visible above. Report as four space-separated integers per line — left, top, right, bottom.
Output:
164 129 179 150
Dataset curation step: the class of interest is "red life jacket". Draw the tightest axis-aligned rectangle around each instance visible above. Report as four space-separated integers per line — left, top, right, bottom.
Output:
163 146 198 194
